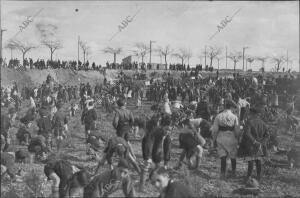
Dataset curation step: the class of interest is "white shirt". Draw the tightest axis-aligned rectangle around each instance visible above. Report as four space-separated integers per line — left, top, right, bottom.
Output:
212 109 239 135
163 102 172 115
29 97 36 109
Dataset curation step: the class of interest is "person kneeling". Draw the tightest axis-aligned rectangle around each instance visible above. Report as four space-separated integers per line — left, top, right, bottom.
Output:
84 159 136 198
94 136 141 174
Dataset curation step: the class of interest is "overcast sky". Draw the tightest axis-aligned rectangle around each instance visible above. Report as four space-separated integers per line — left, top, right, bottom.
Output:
1 1 299 71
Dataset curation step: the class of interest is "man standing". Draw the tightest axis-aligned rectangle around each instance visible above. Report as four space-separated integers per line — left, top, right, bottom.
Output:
112 98 136 162
140 116 173 192
1 108 17 151
37 107 53 151
81 99 97 143
238 106 270 181
112 98 134 141
52 103 68 151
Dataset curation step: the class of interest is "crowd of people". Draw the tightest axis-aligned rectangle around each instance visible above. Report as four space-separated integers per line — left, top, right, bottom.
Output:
1 68 299 198
2 57 220 73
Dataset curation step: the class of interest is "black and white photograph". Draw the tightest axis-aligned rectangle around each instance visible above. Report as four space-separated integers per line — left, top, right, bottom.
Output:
0 0 299 197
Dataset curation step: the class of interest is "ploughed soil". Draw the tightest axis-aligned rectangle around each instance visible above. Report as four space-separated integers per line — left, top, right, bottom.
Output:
1 68 300 197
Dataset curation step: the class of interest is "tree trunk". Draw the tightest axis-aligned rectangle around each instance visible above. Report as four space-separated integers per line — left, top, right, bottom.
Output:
181 58 184 66
22 52 25 67
113 53 116 64
164 55 167 70
210 57 213 67
234 61 236 71
83 51 86 64
50 49 53 61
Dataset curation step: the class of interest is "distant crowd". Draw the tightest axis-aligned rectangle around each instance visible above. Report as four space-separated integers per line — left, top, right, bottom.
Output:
1 57 217 72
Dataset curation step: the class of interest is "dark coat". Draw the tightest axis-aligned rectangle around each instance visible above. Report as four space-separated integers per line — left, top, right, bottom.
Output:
160 180 195 198
238 116 269 158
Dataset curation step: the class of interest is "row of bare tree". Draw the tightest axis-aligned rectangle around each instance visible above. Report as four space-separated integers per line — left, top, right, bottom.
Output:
4 21 290 71
102 43 289 72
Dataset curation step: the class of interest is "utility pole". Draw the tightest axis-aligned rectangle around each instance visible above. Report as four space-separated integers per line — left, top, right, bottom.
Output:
225 46 228 69
0 0 7 65
0 0 2 62
242 46 249 72
204 45 207 67
149 40 156 65
286 49 289 71
0 29 6 62
77 36 80 66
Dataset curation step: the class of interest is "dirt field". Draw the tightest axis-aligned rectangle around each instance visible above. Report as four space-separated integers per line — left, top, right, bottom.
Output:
1 69 300 198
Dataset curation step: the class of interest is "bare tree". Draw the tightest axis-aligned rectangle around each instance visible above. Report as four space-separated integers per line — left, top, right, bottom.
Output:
198 55 205 65
173 48 188 66
228 52 242 71
255 56 268 71
133 42 149 64
103 47 122 64
5 42 17 59
42 40 62 61
157 45 173 66
79 41 90 64
216 56 224 70
204 46 222 67
246 57 254 70
272 56 285 72
8 39 36 65
36 23 63 61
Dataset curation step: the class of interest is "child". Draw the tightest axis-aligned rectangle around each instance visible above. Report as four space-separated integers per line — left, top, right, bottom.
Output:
149 167 195 198
140 116 173 192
